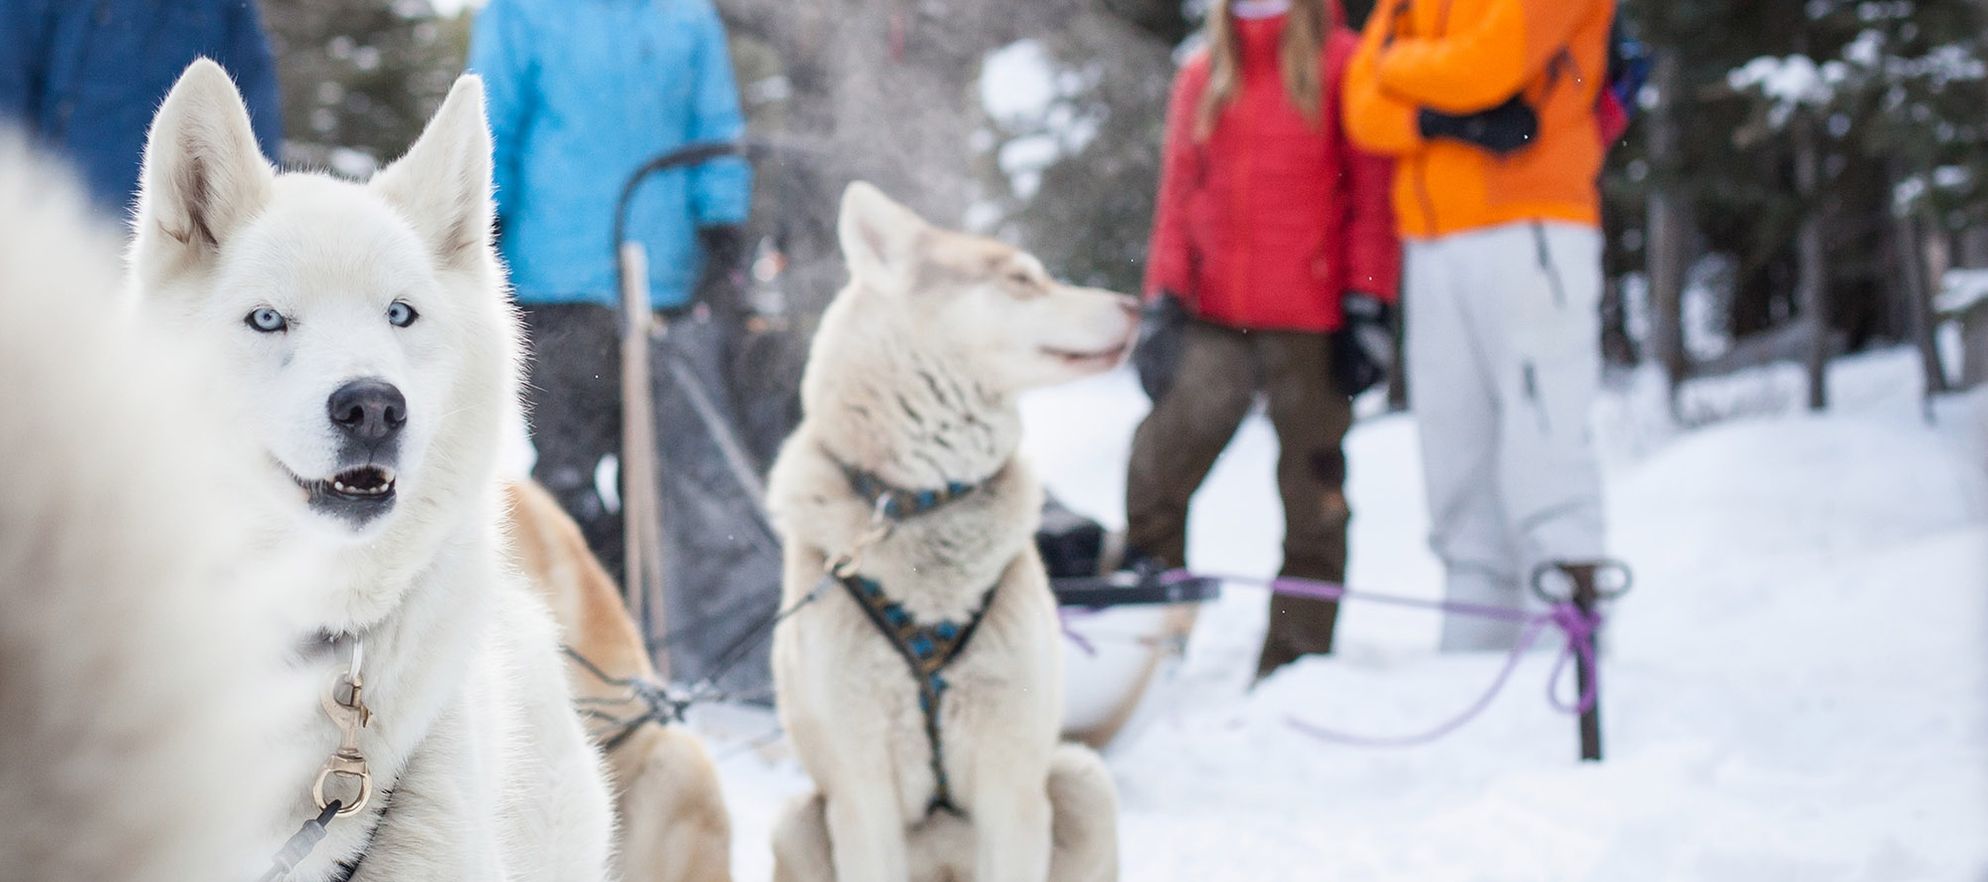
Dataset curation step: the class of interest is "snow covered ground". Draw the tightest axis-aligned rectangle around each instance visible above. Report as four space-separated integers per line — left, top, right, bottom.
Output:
692 348 1988 881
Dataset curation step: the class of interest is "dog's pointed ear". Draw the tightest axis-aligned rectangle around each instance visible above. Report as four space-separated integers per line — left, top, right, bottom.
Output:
132 59 275 280
838 181 928 288
371 75 494 271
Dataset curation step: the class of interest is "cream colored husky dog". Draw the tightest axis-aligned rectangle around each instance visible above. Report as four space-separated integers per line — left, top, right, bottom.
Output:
124 61 611 880
767 183 1129 882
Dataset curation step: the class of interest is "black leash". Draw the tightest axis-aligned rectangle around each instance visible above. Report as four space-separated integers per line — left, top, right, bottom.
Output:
325 788 393 882
633 452 990 701
561 646 697 750
255 800 344 882
567 579 829 741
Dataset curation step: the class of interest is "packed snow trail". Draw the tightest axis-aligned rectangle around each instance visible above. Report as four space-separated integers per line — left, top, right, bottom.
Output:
692 348 1987 881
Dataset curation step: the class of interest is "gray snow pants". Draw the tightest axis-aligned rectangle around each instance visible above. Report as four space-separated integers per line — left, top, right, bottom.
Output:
1404 222 1608 650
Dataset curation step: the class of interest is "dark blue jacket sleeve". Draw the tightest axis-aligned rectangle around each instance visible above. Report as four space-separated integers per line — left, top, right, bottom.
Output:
685 2 749 227
226 0 284 162
0 0 52 131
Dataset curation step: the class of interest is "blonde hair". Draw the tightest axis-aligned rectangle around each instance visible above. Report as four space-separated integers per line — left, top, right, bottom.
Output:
1194 0 1328 142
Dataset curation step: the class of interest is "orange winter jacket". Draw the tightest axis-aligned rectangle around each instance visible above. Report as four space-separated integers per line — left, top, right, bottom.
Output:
1343 0 1613 239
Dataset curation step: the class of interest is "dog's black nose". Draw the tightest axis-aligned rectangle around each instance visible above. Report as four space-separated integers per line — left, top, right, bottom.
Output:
327 379 406 443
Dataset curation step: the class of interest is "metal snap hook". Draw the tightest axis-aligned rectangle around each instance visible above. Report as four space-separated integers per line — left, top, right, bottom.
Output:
312 755 373 818
312 638 373 817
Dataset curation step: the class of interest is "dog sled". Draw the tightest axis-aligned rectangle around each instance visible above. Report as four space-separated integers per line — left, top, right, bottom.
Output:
608 141 1220 748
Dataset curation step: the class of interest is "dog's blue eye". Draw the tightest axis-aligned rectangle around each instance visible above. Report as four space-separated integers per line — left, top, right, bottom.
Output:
245 307 286 333
386 300 418 328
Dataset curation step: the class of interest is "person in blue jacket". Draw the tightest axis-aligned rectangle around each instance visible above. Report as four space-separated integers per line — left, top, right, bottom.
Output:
470 0 752 580
0 0 283 215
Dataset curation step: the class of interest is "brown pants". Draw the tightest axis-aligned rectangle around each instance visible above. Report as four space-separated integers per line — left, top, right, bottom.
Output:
1125 321 1354 677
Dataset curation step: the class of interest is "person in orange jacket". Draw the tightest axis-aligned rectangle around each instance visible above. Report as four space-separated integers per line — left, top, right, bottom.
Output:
1344 0 1614 650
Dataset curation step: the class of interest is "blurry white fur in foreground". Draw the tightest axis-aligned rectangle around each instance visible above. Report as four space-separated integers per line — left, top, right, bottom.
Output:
0 136 318 882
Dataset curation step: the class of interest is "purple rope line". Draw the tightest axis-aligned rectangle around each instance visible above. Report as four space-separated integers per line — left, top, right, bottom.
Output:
1158 570 1603 748
1058 607 1101 658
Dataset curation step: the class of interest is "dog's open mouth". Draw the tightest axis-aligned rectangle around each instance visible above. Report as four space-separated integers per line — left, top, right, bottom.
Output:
285 462 399 527
1042 343 1129 366
303 465 397 501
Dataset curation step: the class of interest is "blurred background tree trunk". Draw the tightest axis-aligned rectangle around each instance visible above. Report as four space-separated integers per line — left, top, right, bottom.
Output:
1642 49 1688 406
1793 109 1828 410
1890 157 1951 400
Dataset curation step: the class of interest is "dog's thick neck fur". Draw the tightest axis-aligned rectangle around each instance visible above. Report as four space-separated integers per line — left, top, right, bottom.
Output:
803 288 1023 497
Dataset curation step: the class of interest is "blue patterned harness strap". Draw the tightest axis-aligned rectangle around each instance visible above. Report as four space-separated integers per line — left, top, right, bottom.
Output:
836 571 999 817
837 461 982 520
825 452 1004 816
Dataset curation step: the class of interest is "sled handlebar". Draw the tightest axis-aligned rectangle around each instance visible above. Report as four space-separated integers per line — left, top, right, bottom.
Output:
611 138 828 320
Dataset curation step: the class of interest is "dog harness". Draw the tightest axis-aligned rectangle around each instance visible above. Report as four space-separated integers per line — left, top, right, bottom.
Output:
831 457 1000 817
837 572 997 817
839 462 981 521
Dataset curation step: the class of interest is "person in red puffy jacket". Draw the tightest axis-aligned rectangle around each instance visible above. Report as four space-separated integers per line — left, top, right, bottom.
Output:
1126 0 1399 677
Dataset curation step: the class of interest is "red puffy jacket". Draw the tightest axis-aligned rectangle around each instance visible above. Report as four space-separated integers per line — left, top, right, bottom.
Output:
1145 8 1401 333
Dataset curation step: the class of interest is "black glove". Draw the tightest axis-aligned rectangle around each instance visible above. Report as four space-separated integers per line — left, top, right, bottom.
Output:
1330 292 1394 398
694 224 748 311
1133 291 1189 403
1418 96 1538 155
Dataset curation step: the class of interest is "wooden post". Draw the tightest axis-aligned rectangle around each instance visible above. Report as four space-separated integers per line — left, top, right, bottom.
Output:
1573 573 1602 762
617 241 670 677
1539 562 1607 761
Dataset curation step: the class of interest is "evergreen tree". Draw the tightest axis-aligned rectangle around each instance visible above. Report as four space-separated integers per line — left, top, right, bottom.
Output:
1616 0 1985 387
263 0 469 176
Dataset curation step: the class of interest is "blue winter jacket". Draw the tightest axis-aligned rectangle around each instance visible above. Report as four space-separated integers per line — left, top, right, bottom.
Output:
469 0 752 310
0 0 282 214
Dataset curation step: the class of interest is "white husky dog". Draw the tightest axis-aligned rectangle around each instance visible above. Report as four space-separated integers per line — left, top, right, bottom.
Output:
124 61 612 880
767 183 1129 882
